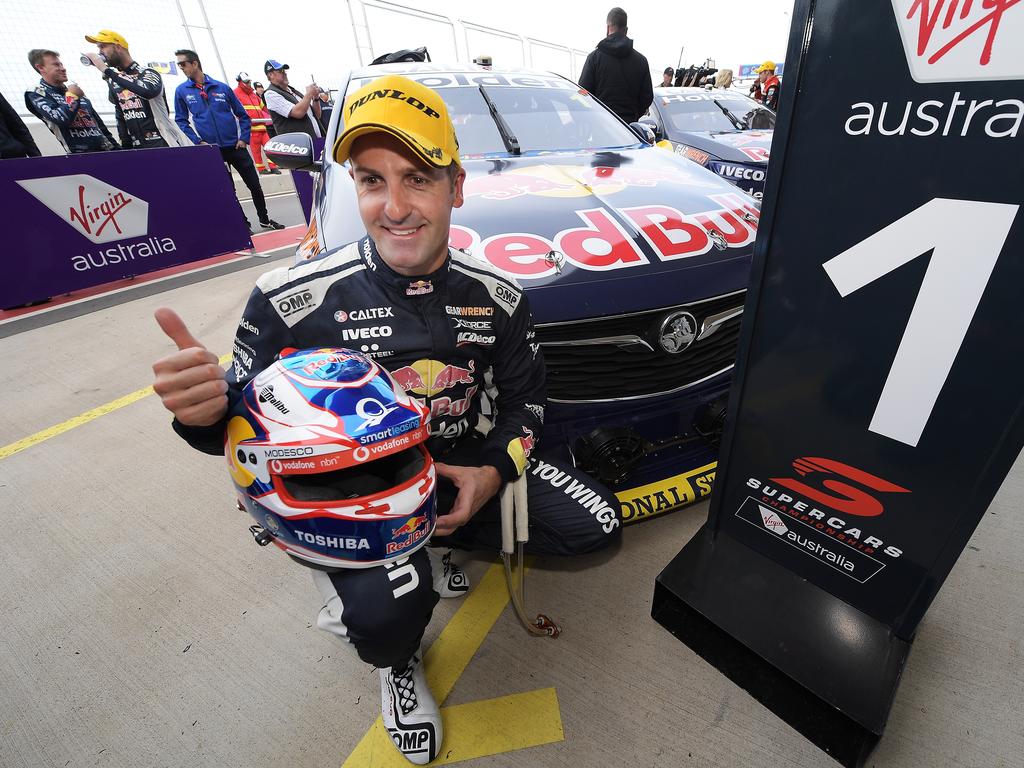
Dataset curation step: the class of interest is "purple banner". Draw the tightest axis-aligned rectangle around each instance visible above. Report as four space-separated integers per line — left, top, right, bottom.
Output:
1 145 251 307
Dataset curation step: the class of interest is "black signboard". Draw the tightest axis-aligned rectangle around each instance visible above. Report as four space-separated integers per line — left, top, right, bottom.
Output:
652 1 1024 766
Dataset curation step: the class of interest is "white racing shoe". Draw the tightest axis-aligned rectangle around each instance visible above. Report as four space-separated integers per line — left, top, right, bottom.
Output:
427 547 469 598
379 652 442 764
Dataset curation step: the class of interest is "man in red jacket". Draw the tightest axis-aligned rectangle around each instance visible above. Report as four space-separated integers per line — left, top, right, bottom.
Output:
233 71 279 174
754 60 781 111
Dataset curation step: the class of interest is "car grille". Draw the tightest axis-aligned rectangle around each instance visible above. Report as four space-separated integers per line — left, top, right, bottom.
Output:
536 291 745 402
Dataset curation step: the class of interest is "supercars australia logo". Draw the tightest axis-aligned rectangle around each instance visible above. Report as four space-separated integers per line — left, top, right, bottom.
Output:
892 0 1024 82
16 174 149 244
741 456 911 583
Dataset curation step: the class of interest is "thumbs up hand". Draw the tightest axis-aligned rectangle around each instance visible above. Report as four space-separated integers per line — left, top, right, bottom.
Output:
152 307 229 426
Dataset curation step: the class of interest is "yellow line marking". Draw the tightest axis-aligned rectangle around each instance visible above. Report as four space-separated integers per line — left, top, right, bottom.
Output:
342 562 565 766
0 353 232 461
343 689 563 767
424 561 513 703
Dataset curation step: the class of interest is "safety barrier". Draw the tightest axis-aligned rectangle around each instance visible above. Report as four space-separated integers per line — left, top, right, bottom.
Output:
1 144 251 308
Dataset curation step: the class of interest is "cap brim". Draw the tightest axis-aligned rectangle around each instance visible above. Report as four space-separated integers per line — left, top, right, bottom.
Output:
84 35 105 44
333 123 455 168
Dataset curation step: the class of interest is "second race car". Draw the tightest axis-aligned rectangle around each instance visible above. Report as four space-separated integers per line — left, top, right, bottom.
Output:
641 87 775 200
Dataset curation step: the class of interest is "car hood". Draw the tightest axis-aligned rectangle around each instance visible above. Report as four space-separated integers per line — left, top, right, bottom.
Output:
318 146 757 323
452 148 756 322
669 130 773 164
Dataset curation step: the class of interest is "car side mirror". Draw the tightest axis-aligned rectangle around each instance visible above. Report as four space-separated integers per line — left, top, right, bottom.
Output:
629 121 657 144
265 132 321 172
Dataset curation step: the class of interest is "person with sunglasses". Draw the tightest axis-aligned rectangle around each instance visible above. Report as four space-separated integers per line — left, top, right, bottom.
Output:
173 48 284 233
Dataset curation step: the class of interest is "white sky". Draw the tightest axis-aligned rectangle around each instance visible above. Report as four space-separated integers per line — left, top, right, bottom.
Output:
1 0 795 117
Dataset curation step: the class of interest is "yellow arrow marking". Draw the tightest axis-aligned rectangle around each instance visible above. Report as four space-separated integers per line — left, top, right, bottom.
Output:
342 563 564 766
0 353 232 461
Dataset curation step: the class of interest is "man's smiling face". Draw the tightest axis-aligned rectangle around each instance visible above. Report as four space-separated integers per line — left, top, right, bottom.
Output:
349 132 465 276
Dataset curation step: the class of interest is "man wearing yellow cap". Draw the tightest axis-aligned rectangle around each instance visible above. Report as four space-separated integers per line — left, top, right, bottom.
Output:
83 29 190 149
152 73 619 763
754 60 781 111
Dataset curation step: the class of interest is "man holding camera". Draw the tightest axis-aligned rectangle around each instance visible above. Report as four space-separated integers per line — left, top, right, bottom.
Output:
262 59 323 139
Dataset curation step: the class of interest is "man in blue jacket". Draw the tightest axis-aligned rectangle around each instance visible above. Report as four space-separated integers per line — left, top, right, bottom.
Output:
173 48 284 232
25 49 118 153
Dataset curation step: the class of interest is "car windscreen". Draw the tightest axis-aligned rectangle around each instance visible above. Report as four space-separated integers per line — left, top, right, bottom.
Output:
657 92 776 133
441 85 641 155
342 76 641 157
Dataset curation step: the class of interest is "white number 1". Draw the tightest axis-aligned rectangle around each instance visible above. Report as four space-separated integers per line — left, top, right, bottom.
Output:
822 198 1019 448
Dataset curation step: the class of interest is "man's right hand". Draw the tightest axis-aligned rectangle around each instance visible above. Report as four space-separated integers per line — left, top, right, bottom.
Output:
152 307 228 426
304 83 320 99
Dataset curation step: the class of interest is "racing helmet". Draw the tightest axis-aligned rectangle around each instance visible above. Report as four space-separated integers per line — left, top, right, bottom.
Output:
226 347 436 569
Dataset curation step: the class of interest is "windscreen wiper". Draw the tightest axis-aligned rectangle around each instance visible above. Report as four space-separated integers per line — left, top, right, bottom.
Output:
479 84 521 155
711 98 745 130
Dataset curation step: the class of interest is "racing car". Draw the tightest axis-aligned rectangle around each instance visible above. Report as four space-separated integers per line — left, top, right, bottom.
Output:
266 64 760 525
641 87 775 200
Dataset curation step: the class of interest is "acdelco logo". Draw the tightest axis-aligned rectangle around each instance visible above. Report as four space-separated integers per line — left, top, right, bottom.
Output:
892 0 1024 82
16 174 149 244
267 140 309 155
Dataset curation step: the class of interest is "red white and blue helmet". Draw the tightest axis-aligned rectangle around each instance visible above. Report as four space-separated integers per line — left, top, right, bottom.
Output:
226 347 436 568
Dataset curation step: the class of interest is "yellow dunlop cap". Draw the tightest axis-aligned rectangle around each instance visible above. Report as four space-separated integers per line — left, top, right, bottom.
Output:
754 60 776 73
333 74 460 168
85 29 129 48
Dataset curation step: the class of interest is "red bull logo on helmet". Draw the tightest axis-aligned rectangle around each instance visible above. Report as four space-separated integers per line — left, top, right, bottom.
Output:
387 513 430 554
392 515 428 539
390 359 476 397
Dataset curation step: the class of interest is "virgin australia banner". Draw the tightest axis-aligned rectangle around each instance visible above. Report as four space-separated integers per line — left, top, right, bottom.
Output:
1 145 251 307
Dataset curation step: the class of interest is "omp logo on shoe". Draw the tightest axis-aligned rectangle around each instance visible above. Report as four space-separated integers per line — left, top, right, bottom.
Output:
16 174 148 244
388 726 433 757
892 0 1024 82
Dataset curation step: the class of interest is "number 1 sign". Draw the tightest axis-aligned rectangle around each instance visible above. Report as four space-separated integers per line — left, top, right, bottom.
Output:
652 2 1024 765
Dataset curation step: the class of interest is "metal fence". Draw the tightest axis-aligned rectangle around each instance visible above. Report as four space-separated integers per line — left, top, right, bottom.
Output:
2 0 590 120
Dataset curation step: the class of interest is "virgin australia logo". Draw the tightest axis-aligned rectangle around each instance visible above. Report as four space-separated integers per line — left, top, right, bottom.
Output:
16 174 149 244
892 0 1024 82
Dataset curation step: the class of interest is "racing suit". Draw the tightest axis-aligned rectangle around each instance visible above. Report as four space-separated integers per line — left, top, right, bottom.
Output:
761 74 781 111
233 83 277 171
172 236 621 666
100 61 191 149
24 79 118 153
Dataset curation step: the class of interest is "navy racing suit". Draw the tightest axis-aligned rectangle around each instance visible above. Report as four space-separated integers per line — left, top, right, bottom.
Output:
176 236 546 481
25 79 118 153
100 61 191 149
171 236 621 666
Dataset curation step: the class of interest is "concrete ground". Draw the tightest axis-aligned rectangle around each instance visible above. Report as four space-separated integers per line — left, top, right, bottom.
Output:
0 257 1021 768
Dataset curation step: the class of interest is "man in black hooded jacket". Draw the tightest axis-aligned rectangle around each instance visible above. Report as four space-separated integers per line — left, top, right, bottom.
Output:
578 7 653 124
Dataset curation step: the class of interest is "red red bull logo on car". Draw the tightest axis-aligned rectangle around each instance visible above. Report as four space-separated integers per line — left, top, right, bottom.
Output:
449 192 758 280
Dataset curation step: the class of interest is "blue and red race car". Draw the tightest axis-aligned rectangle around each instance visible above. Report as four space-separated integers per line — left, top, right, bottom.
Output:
268 64 761 525
642 87 775 200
